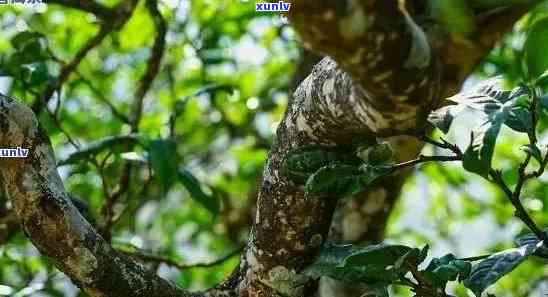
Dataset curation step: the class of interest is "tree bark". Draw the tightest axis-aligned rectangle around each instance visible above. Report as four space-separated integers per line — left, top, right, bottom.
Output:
0 1 535 297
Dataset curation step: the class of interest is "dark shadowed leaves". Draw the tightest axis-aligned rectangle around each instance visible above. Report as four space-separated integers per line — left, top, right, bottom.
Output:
514 231 548 258
303 243 413 283
283 146 359 184
423 254 471 287
148 138 180 194
463 242 540 296
58 134 142 166
305 164 363 198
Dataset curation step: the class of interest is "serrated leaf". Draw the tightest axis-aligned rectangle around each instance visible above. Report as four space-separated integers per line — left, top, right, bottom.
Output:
305 164 363 198
505 106 532 133
428 78 519 134
58 134 141 166
450 81 526 177
303 243 412 283
514 231 548 258
178 169 219 216
463 243 540 296
148 139 179 194
524 17 548 81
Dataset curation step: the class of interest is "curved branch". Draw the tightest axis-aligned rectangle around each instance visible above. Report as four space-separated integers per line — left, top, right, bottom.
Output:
0 94 198 297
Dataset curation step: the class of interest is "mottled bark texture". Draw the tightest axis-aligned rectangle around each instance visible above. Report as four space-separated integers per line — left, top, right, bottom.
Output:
0 95 198 297
0 1 535 297
284 2 532 297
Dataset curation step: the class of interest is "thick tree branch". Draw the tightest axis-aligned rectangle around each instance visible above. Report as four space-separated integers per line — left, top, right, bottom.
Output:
243 2 537 297
0 94 200 297
46 0 115 20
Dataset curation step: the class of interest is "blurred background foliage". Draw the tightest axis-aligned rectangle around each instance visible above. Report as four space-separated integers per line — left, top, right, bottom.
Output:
0 1 548 297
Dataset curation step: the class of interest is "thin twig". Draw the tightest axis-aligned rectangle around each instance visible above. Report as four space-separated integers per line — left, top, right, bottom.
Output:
130 0 167 132
120 246 244 271
75 72 130 124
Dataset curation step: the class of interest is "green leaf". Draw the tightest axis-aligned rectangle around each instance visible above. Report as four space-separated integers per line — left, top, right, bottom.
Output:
58 134 141 166
360 164 394 185
11 31 46 51
423 254 471 287
437 79 526 176
539 94 548 111
178 169 220 216
514 231 548 258
357 142 394 165
305 164 363 198
9 31 49 64
428 77 521 135
524 17 548 82
505 106 532 133
463 243 540 296
148 139 179 194
303 243 413 283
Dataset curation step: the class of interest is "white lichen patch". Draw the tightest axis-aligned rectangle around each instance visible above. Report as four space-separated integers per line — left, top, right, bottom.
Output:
246 246 263 271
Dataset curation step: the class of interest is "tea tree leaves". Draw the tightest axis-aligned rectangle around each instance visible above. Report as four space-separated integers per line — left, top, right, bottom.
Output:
147 138 180 194
178 169 220 216
463 243 540 296
423 254 472 287
58 134 142 166
357 142 394 165
428 79 528 176
303 243 413 283
514 231 548 258
304 164 363 197
285 145 394 198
